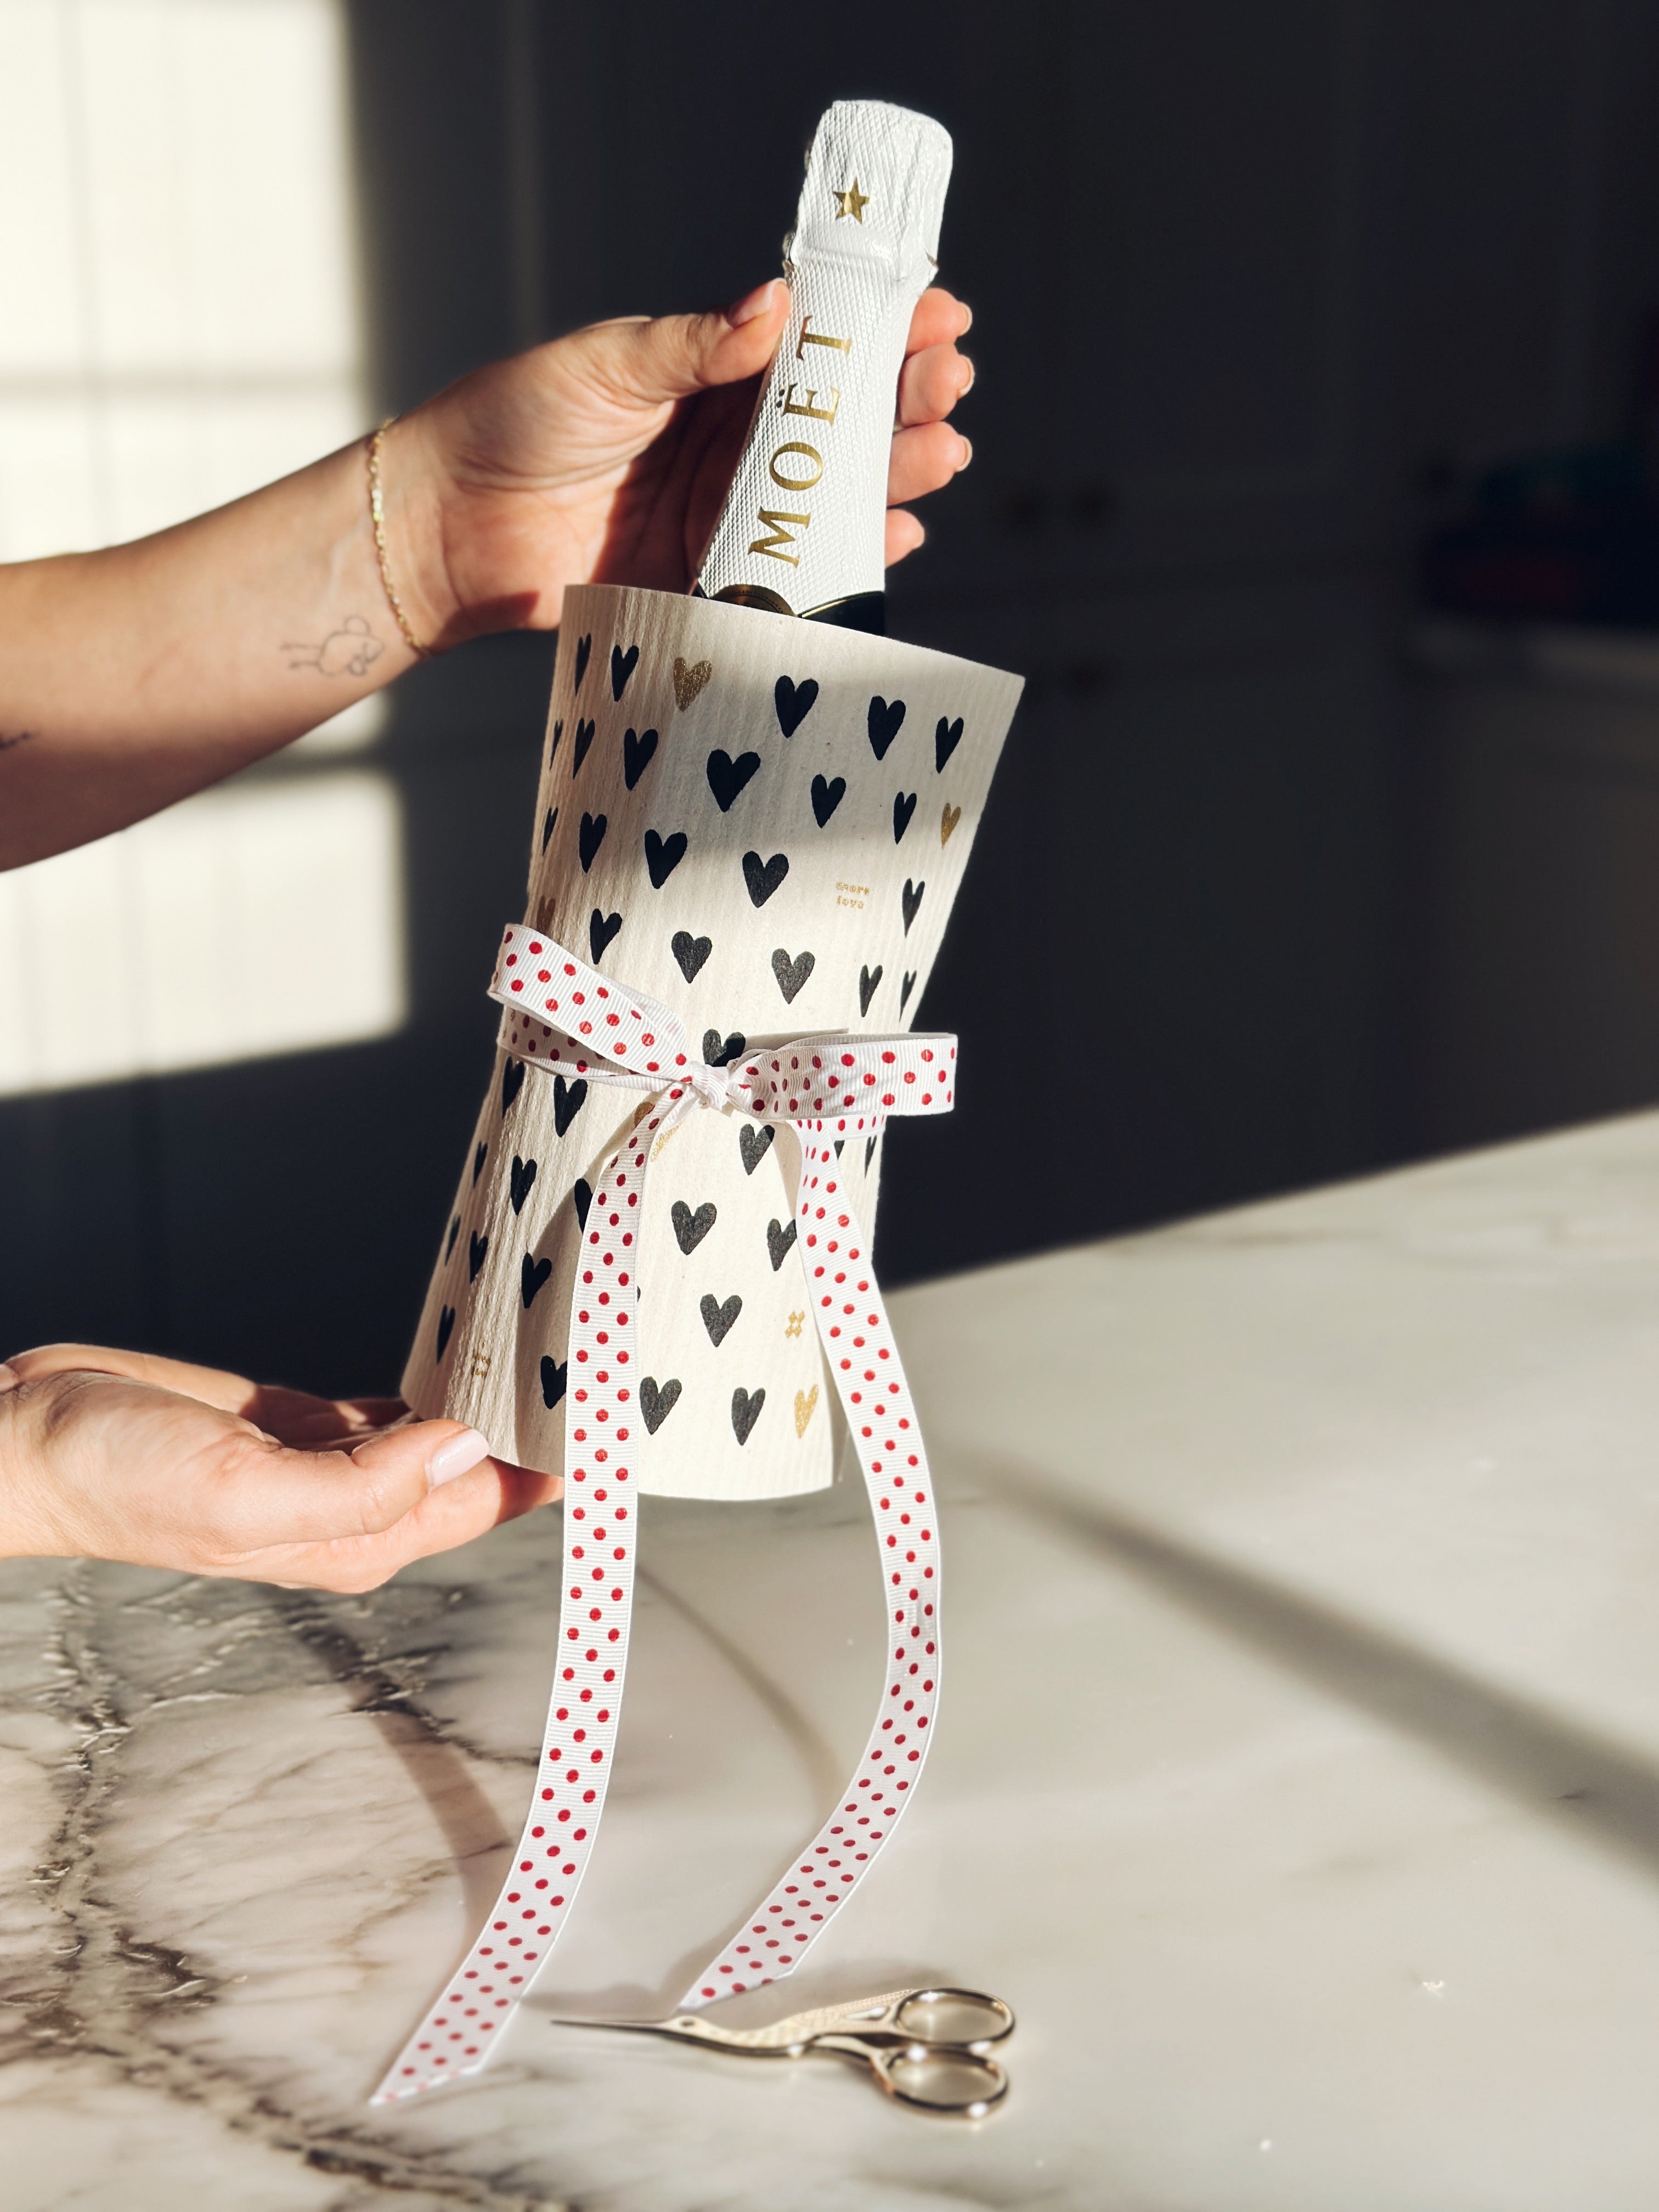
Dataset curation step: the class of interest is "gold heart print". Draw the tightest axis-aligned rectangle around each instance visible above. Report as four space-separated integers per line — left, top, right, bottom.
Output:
794 1384 819 1437
941 802 962 845
673 656 713 710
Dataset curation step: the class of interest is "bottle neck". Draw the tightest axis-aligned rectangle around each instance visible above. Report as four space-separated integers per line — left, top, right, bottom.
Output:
693 102 951 624
694 583 887 633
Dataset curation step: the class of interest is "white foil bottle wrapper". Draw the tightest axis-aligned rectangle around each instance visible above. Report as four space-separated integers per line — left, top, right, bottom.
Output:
695 100 952 618
401 582 1023 1501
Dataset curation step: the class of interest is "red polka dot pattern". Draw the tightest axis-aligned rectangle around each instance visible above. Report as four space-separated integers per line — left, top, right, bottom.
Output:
371 926 954 2104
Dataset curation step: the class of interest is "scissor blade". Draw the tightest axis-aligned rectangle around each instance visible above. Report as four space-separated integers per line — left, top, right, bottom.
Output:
551 1987 923 2054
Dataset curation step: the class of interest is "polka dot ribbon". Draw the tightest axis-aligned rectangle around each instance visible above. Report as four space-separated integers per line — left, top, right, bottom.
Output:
371 924 956 2103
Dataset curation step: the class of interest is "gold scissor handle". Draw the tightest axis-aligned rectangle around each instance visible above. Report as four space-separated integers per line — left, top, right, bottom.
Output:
550 1984 1015 2117
869 2045 1010 2118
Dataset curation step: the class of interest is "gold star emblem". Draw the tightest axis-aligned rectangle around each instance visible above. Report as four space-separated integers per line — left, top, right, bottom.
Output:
834 178 870 223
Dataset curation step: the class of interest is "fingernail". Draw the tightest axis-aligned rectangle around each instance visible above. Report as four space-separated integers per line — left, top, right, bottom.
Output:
727 279 782 328
957 436 973 469
426 1426 490 1488
959 357 976 395
958 302 974 334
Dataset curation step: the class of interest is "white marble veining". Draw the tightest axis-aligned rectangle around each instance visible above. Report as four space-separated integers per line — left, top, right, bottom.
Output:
11 1113 1659 2205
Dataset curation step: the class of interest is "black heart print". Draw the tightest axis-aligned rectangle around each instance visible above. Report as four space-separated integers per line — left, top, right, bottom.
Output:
772 947 814 1002
739 1122 775 1175
673 1199 717 1254
589 907 623 962
469 1231 489 1280
572 719 596 776
541 808 558 854
510 1155 538 1215
444 1215 460 1260
645 829 687 888
774 675 820 736
868 695 906 759
554 1075 588 1137
703 1029 746 1066
701 1292 742 1346
641 1375 681 1434
707 748 761 811
811 774 845 826
549 719 564 768
766 1217 797 1271
501 1058 527 1114
611 641 639 700
623 726 658 789
574 1178 592 1229
579 812 607 871
573 633 592 692
935 715 964 771
437 1304 456 1356
522 1253 553 1308
893 791 917 843
540 1356 568 1408
865 1133 879 1171
900 970 917 1011
673 931 712 981
731 1386 765 1445
743 850 789 906
902 878 925 934
472 1141 488 1183
859 963 883 1015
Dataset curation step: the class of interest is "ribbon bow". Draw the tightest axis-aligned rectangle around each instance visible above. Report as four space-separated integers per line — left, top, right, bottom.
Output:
374 924 956 2102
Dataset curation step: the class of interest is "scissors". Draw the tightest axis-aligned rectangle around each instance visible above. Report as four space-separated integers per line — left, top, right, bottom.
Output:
551 1985 1014 2117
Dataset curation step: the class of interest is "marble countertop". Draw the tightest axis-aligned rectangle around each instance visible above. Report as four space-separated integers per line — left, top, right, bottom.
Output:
10 1113 1659 2208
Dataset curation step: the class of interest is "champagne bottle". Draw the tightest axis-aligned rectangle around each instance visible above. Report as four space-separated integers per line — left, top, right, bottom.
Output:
693 100 952 635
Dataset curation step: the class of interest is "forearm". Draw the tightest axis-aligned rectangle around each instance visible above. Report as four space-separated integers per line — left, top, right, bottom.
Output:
0 291 968 876
0 430 435 871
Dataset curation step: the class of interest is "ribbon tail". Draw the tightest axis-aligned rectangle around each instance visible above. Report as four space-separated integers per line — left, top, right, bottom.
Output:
674 1112 941 2009
371 1094 691 2103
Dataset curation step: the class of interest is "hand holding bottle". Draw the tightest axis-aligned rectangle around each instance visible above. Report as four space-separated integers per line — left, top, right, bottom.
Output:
2 276 969 868
386 279 974 650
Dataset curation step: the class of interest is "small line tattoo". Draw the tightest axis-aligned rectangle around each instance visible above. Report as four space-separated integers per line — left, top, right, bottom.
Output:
282 615 385 678
0 729 38 755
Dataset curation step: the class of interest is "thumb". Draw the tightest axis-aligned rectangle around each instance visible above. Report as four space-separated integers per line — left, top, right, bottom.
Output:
602 279 791 408
242 1418 493 1546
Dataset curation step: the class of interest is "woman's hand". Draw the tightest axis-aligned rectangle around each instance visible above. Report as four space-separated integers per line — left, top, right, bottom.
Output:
395 281 975 647
0 282 973 864
0 1345 558 1592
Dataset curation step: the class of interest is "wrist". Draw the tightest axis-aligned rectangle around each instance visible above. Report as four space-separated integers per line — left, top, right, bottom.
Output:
370 411 466 654
0 1367 56 1561
396 377 567 646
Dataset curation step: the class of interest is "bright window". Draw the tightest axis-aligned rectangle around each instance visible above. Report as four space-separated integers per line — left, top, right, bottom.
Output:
0 0 404 1097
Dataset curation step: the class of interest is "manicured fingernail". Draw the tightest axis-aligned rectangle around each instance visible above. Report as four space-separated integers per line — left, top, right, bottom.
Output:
959 357 976 394
426 1426 490 1488
957 436 973 468
727 279 782 327
958 302 974 334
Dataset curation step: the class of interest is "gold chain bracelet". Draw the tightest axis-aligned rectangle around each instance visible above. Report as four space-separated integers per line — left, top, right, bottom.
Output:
367 419 433 659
